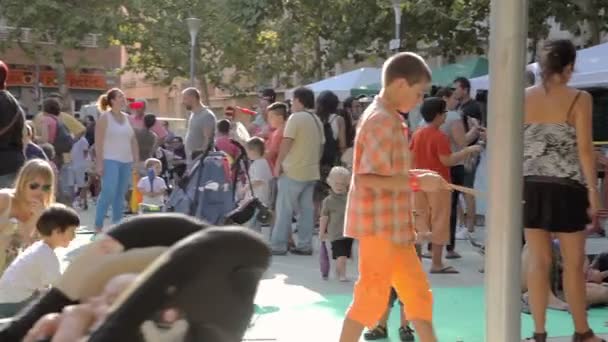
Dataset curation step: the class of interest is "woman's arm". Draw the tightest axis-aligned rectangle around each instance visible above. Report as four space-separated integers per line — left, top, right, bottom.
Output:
574 92 598 192
319 215 329 240
336 116 347 153
95 115 107 168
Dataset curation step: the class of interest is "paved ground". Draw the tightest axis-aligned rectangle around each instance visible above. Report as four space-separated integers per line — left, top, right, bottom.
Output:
57 206 608 341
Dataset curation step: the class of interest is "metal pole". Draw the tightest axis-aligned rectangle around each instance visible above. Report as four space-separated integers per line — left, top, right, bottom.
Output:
393 4 402 52
394 8 401 42
189 37 195 87
485 0 527 341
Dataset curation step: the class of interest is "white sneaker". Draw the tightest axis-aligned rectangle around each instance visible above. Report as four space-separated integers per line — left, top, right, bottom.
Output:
455 227 469 240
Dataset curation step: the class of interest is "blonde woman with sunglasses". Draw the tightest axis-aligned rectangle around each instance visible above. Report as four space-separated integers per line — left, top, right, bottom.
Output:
0 159 56 273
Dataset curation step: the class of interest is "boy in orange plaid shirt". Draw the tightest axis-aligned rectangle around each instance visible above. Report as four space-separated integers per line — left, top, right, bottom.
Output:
339 52 451 342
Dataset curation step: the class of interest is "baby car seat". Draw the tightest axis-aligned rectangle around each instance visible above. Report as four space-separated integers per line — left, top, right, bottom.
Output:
88 226 271 342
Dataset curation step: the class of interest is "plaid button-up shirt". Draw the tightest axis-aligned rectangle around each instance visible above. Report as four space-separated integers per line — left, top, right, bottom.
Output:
344 98 414 244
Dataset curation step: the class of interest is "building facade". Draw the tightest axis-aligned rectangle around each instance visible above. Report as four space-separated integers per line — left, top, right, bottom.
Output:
0 26 121 116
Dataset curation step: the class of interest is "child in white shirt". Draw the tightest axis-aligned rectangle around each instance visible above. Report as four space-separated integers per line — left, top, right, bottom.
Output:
137 158 168 212
68 136 90 209
245 137 273 232
0 204 78 318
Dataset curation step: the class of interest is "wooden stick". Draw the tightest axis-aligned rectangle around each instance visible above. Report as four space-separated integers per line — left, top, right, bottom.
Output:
450 184 482 197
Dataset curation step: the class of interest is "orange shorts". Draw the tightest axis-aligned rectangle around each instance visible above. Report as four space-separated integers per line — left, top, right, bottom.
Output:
346 236 433 328
413 191 451 245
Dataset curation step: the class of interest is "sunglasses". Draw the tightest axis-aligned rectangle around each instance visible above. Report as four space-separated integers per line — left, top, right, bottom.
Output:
29 182 52 192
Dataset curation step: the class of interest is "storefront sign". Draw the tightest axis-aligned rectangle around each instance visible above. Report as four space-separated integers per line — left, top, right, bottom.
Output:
7 69 107 90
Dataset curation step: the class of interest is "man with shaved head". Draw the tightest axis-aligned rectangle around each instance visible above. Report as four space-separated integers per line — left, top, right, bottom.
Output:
182 87 217 165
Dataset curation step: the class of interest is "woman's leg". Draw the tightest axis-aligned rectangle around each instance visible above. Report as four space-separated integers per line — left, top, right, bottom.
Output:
464 194 476 233
585 283 608 307
524 229 553 334
94 160 120 230
111 162 132 224
556 231 594 335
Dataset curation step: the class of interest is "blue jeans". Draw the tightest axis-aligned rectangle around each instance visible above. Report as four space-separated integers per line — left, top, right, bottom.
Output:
95 159 132 229
270 175 316 253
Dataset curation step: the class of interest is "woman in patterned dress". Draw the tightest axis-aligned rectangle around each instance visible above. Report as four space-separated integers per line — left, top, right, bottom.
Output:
0 159 56 273
523 39 603 342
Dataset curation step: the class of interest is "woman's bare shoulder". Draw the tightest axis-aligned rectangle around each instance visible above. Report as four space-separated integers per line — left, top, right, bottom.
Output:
0 190 13 214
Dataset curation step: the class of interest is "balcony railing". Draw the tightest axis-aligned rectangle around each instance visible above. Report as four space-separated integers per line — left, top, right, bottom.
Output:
0 26 99 48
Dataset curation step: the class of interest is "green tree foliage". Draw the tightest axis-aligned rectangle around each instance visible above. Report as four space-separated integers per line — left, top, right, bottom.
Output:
117 0 495 93
551 0 608 47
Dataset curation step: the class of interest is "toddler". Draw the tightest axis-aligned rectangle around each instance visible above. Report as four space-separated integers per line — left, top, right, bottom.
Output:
137 158 168 212
319 166 353 282
0 204 79 317
68 135 90 209
244 137 273 232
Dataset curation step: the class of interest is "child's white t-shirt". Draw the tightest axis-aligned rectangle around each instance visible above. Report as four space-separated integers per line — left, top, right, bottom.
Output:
248 158 273 206
70 137 90 170
137 176 168 206
0 241 60 303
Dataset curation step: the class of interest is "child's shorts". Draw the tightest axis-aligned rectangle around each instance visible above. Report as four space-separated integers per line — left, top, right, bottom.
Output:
331 238 354 259
68 165 88 188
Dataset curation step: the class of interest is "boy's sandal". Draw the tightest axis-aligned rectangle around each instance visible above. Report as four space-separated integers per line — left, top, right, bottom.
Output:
363 325 388 340
526 332 547 342
573 330 606 342
430 266 459 274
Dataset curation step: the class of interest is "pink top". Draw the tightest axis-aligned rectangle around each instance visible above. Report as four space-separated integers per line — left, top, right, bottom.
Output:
129 115 168 140
41 115 58 143
215 135 240 161
265 127 283 175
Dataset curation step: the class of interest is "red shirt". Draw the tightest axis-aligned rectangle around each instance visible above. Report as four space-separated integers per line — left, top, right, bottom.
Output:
215 135 240 161
409 125 451 181
265 127 283 175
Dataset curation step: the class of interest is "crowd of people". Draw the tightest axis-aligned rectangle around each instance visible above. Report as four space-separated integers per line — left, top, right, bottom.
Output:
0 38 606 342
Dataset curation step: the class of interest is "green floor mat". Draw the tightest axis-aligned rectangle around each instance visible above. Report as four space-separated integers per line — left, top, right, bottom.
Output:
247 287 608 341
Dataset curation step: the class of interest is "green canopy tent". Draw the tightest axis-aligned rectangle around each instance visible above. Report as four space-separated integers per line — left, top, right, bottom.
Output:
349 57 489 97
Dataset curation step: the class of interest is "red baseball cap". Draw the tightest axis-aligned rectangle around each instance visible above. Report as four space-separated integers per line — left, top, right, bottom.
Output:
129 101 145 110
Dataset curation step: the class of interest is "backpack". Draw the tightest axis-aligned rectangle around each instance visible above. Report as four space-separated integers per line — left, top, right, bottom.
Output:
320 116 339 167
50 115 74 156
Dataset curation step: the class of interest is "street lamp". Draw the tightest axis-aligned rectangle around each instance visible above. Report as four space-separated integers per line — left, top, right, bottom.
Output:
186 17 202 87
390 0 405 52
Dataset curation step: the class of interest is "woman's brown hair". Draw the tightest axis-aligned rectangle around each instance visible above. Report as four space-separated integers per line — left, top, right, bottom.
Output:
97 88 123 112
540 39 576 84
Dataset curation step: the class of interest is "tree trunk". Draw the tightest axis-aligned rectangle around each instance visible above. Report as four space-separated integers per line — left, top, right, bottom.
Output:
529 37 539 63
52 51 72 112
586 16 601 46
573 0 601 46
314 36 323 80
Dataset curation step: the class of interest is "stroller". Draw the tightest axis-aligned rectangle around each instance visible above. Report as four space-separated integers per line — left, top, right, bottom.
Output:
167 141 271 226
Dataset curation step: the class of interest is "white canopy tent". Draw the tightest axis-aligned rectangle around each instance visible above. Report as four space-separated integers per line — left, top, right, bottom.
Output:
285 67 381 101
471 41 608 94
